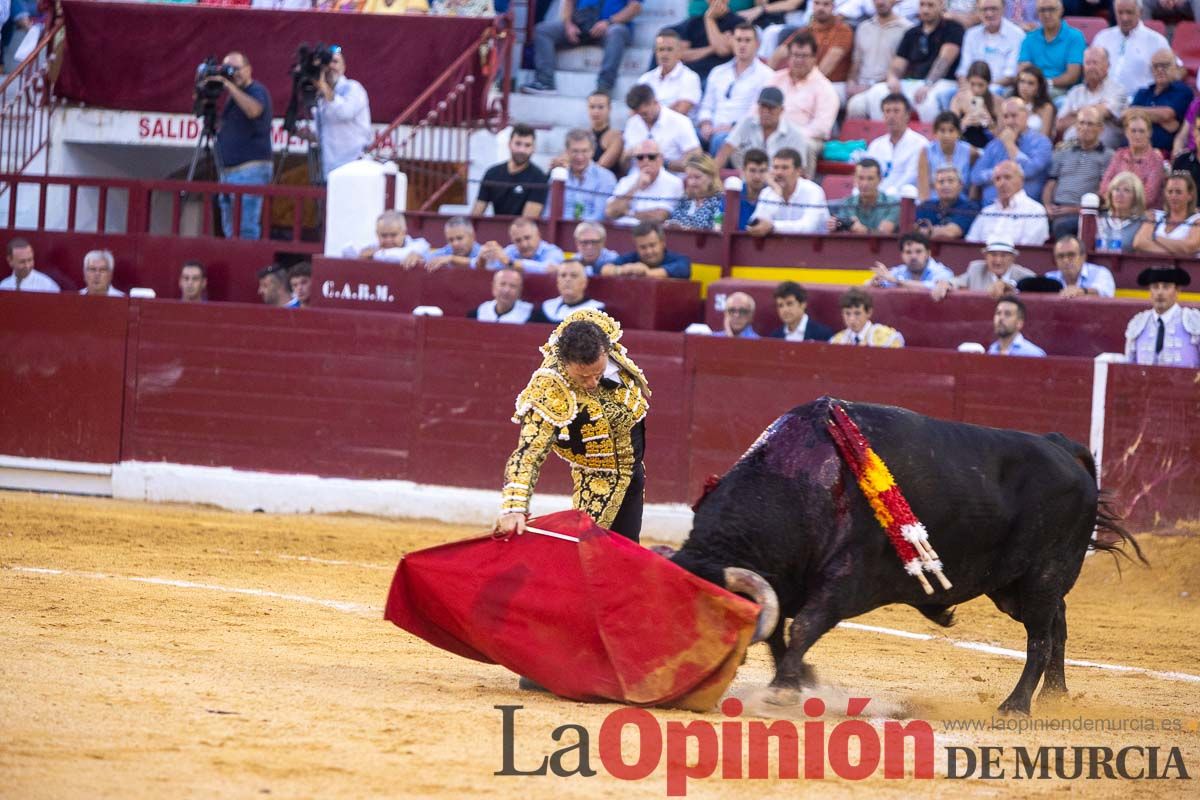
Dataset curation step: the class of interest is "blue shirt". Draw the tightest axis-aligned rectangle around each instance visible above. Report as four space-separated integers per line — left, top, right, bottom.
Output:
988 333 1046 357
494 241 565 273
738 187 758 230
923 140 973 198
715 326 760 339
614 248 692 279
430 242 483 260
970 131 1053 206
881 258 955 288
1045 262 1116 297
1017 23 1086 81
575 0 630 20
561 163 617 222
217 80 273 168
917 197 979 234
1131 81 1194 151
581 247 620 275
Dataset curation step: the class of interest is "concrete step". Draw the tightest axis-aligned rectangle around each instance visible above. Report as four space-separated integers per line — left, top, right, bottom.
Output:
553 45 654 75
509 93 592 130
550 71 642 100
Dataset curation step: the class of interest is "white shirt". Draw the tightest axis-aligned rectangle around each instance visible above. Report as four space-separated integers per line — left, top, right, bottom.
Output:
866 128 929 196
782 314 811 342
750 178 829 234
609 169 684 226
852 14 914 85
1059 76 1128 147
316 76 373 179
540 296 606 322
957 19 1026 83
0 269 60 293
475 299 534 323
371 236 432 262
1093 23 1170 98
636 62 703 117
622 106 701 166
698 58 774 129
966 189 1050 246
79 286 125 297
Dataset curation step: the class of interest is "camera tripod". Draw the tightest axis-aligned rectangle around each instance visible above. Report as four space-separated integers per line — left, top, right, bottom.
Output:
186 98 222 183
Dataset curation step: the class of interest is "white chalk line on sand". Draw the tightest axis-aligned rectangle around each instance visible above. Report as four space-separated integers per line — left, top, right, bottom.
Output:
6 564 1199 686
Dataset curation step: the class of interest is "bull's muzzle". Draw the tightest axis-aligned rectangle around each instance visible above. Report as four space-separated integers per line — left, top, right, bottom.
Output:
723 567 780 643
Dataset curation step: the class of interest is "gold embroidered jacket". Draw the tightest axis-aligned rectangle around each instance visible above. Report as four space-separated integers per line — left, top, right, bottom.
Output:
501 310 650 528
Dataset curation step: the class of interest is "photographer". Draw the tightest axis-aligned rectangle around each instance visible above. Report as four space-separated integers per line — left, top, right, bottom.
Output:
210 52 273 240
311 46 372 181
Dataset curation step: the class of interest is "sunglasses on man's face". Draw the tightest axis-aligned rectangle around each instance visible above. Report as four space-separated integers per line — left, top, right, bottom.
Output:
635 153 660 161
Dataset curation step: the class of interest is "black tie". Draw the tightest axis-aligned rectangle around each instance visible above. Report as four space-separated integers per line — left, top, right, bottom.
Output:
852 334 861 345
1155 318 1165 355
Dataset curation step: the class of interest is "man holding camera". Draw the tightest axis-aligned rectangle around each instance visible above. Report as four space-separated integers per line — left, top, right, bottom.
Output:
211 52 273 241
312 47 373 181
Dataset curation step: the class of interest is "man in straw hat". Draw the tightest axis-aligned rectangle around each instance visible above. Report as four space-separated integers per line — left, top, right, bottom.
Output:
1125 266 1200 368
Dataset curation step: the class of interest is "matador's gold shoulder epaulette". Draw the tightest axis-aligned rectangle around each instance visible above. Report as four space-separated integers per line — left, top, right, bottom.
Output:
513 368 577 426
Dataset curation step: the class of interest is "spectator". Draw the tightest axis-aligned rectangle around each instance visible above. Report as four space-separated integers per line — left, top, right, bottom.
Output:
716 86 810 170
1173 95 1200 189
288 262 312 307
572 221 620 274
827 158 900 234
178 260 207 302
970 98 1052 207
715 291 760 338
766 33 840 171
523 0 641 97
768 281 834 341
845 0 914 106
472 124 549 218
468 267 534 323
80 250 124 297
478 217 566 273
1095 0 1170 98
989 296 1046 356
956 0 1024 92
603 221 692 279
846 0 964 122
1016 0 1084 96
917 164 980 238
1056 47 1126 149
830 287 906 346
1045 235 1116 297
738 148 772 229
211 51 272 241
1005 0 1039 30
359 210 431 266
869 231 955 288
1127 49 1194 154
1124 265 1199 368
0 238 59 293
622 84 703 173
605 140 685 225
770 0 854 98
1043 106 1111 237
532 260 607 323
362 0 428 12
587 91 624 172
1133 171 1200 256
257 263 295 307
667 153 726 230
933 234 1036 299
747 147 830 235
1096 171 1149 253
967 159 1050 244
637 30 703 117
916 111 974 201
426 217 483 270
559 128 617 222
311 47 372 180
949 61 1002 148
697 23 775 154
1014 65 1055 135
659 0 752 83
867 93 930 196
1100 111 1165 210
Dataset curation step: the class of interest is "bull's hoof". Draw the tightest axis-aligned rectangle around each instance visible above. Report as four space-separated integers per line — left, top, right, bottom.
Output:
762 687 803 707
996 699 1030 717
1038 683 1068 702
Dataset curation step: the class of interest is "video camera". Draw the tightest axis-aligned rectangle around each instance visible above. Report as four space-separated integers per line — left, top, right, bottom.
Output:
193 56 236 116
291 43 335 96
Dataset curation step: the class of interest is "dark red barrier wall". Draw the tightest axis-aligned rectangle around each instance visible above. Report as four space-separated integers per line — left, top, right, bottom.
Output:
0 293 128 463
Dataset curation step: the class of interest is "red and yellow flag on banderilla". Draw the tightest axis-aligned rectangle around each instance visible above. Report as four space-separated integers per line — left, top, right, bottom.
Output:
826 404 952 595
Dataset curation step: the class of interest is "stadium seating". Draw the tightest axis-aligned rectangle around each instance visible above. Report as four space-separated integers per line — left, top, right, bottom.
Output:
822 174 856 201
1067 16 1108 44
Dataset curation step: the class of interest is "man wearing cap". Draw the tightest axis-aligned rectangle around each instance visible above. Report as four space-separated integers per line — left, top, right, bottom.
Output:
1125 266 1200 368
715 87 810 171
989 296 1047 357
932 235 1036 300
966 159 1050 246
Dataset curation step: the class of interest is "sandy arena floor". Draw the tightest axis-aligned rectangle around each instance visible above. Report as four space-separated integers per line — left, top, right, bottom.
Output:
1 490 1197 799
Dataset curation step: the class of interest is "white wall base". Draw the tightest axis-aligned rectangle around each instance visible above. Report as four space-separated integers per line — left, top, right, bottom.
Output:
0 455 113 496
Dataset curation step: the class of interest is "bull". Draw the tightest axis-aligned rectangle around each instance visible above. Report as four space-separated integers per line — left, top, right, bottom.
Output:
670 396 1144 715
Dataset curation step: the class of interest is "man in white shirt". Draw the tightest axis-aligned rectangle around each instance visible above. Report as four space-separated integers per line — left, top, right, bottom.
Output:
637 30 703 119
532 259 607 323
79 250 125 297
846 0 914 103
0 239 59 293
966 159 1050 245
358 210 431 266
605 139 685 226
745 147 830 235
955 0 1024 91
696 22 775 154
312 47 373 181
1093 0 1170 98
469 267 535 324
1055 46 1127 149
866 93 929 195
622 84 702 173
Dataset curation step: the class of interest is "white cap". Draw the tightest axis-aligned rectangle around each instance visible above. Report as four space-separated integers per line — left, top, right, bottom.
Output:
983 235 1018 254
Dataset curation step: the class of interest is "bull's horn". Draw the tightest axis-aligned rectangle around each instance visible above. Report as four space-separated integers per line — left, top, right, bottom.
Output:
724 567 780 643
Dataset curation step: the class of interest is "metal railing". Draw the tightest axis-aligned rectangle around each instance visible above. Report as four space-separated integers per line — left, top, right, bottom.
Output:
0 19 64 177
367 13 513 211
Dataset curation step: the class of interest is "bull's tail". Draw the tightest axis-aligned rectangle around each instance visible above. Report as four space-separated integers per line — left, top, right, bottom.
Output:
1091 492 1150 568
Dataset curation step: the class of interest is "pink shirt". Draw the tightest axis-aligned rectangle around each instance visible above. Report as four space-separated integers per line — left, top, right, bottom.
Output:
1100 147 1166 210
767 67 839 142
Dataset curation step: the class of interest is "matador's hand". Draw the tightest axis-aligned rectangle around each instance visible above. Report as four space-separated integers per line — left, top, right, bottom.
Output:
495 512 527 537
